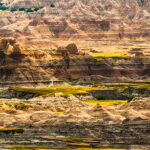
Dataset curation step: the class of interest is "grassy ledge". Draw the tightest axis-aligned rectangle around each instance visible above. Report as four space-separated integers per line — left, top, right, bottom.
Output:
4 145 68 150
90 52 131 59
41 137 102 143
10 85 102 96
81 100 128 106
131 83 150 90
3 145 145 150
0 128 24 133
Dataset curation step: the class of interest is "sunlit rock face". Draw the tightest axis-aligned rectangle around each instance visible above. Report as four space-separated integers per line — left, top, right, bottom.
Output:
0 39 53 82
0 0 150 48
1 96 150 127
0 39 27 62
1 39 150 84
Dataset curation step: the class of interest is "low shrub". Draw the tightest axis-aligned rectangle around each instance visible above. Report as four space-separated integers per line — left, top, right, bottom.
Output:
97 95 106 100
14 103 31 110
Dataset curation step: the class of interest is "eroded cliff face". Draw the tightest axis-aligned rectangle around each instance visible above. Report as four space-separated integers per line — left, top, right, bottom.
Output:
0 0 150 49
51 43 150 80
0 39 53 82
1 96 150 141
48 43 121 79
1 39 150 84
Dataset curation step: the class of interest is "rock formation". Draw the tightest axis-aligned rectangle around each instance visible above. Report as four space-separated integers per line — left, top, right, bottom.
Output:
0 39 53 83
1 39 150 84
0 96 150 127
0 0 150 48
0 93 150 148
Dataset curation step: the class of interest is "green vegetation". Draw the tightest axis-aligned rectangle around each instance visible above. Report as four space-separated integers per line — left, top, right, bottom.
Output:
98 82 136 86
50 4 55 8
5 108 17 114
116 44 150 50
0 3 5 6
0 10 10 14
0 6 8 10
91 52 131 59
55 112 63 114
42 137 101 143
4 144 145 150
75 148 145 150
17 7 43 12
67 143 90 147
14 103 32 110
34 7 42 11
94 81 150 92
96 95 106 100
0 101 56 113
68 78 79 82
0 128 24 133
2 101 32 111
81 100 128 106
0 3 44 13
11 85 102 96
94 44 150 51
10 8 18 12
26 8 34 12
128 96 135 102
19 8 26 11
131 83 150 90
4 145 64 150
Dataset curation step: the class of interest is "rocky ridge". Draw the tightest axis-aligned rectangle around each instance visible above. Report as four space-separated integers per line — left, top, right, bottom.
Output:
1 39 150 84
0 96 150 149
0 96 150 127
0 0 150 48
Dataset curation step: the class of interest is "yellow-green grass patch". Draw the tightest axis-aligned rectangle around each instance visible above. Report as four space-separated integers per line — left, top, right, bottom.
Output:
3 145 67 150
116 44 150 49
90 52 130 59
75 148 145 150
0 10 10 14
67 143 90 147
4 145 145 150
98 82 136 86
0 128 24 133
81 100 128 106
42 137 101 143
56 112 63 114
11 85 104 96
131 83 150 90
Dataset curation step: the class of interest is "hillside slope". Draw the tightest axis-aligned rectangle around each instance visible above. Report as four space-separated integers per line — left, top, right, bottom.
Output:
0 0 150 48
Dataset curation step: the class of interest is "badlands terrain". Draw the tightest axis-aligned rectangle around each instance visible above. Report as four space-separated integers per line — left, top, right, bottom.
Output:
0 0 150 150
0 0 150 49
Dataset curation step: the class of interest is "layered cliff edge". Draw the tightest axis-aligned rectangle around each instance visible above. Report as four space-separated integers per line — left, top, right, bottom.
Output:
0 96 150 148
0 39 150 85
0 0 150 49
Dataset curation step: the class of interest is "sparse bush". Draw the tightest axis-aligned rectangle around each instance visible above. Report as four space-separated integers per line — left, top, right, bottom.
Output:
50 4 55 8
11 8 17 12
5 102 13 107
19 8 25 11
97 95 106 100
61 95 69 98
5 108 17 114
128 96 135 102
0 6 8 10
14 103 31 110
68 78 78 82
0 2 4 6
34 7 40 11
26 8 34 12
